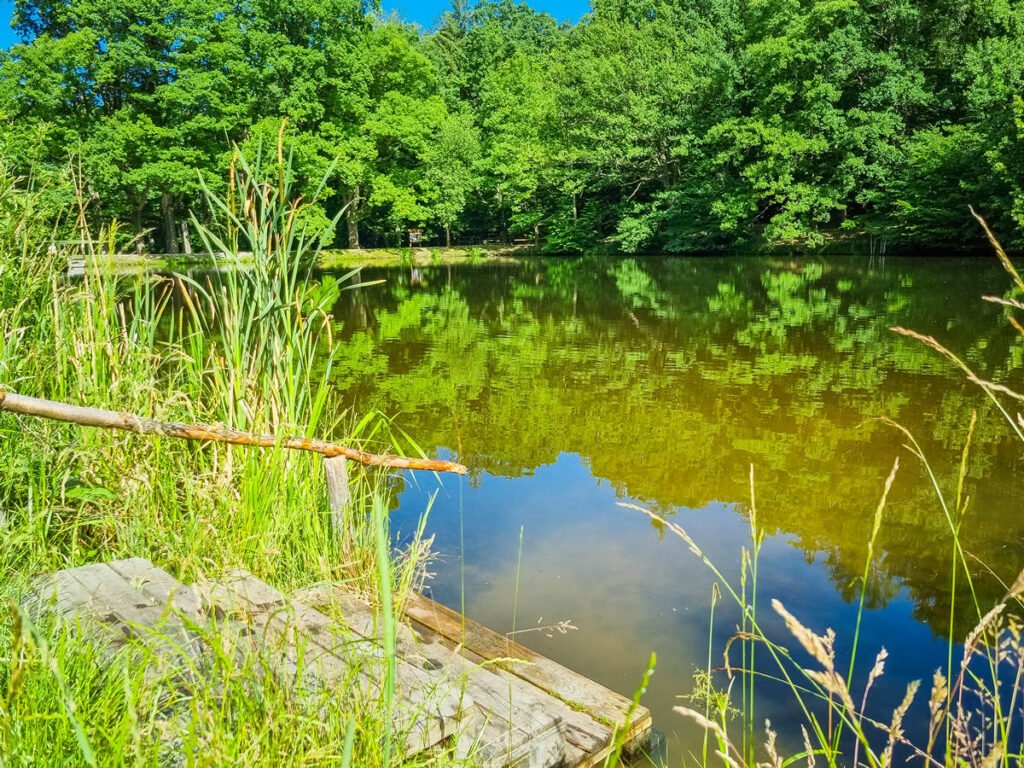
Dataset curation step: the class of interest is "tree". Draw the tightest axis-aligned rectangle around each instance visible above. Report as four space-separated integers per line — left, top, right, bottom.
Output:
421 0 562 111
706 0 930 247
3 0 1024 253
1 0 254 250
422 111 480 245
476 53 558 243
552 2 736 251
0 0 377 251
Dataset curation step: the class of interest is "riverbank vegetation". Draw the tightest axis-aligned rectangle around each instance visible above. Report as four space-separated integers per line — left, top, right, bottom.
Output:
0 153 455 765
1 0 1023 254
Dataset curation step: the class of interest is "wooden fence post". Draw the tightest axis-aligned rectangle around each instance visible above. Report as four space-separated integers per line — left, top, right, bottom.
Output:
324 455 350 532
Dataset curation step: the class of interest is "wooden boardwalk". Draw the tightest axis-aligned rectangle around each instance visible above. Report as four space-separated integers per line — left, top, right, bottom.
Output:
30 559 651 768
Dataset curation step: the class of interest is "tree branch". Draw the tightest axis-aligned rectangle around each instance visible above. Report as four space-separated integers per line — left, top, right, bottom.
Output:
0 390 468 475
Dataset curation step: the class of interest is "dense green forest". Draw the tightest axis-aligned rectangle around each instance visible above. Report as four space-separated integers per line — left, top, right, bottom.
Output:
2 0 1023 253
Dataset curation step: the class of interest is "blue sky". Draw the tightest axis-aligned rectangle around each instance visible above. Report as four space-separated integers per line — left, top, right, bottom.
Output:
0 1 13 48
381 0 588 28
0 0 590 48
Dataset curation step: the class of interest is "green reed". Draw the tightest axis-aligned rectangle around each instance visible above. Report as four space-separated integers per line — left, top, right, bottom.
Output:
0 137 450 766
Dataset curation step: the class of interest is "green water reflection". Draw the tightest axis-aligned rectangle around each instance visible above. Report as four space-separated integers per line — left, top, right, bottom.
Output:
332 256 1022 627
325 255 1024 756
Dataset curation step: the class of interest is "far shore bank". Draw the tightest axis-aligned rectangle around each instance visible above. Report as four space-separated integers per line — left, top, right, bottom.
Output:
66 243 538 276
66 237 1011 278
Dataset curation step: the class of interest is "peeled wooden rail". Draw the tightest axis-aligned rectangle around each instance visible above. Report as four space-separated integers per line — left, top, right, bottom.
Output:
0 390 468 475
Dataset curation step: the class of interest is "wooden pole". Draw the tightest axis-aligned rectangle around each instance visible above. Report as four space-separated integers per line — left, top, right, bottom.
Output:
324 456 352 511
0 390 468 475
324 454 351 541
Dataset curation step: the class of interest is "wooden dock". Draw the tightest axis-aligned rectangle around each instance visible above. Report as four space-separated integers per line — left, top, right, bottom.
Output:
29 558 652 767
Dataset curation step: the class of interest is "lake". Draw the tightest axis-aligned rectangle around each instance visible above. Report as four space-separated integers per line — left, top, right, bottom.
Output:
325 255 1024 760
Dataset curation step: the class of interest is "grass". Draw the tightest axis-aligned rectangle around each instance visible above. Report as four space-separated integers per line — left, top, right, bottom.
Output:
0 143 470 766
2 602 396 766
8 135 1021 768
620 213 1024 768
317 244 529 269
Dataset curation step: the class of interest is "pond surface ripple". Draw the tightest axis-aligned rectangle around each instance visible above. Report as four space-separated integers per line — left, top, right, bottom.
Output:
326 255 1024 760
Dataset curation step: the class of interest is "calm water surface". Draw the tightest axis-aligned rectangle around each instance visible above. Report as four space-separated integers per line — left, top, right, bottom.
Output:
326 255 1024 759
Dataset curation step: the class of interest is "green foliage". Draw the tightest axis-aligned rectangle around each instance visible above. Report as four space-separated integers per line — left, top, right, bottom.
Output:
1 0 1024 251
0 155 441 767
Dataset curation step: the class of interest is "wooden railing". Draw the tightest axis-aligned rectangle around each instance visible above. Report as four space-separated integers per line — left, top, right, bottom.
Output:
0 390 467 513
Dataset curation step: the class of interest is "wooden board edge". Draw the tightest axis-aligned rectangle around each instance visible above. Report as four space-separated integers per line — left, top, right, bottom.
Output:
573 711 653 768
404 591 653 761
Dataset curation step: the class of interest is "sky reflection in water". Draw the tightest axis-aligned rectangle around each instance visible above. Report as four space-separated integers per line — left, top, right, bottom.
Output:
327 255 1024 758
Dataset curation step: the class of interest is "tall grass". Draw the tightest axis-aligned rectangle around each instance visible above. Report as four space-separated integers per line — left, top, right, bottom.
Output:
0 139 453 766
628 216 1024 768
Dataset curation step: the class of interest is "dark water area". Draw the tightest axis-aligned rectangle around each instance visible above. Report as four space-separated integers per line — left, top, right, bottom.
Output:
323 255 1024 760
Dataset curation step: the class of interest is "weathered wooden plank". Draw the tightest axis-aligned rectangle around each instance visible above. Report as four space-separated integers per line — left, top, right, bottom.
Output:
205 579 413 743
29 569 97 618
296 584 568 768
205 571 471 758
30 563 201 678
32 563 149 641
303 584 640 764
31 560 635 768
63 563 152 611
107 558 205 622
404 592 652 760
407 617 611 756
62 563 207 666
453 705 565 768
295 585 422 649
104 559 210 665
30 561 215 766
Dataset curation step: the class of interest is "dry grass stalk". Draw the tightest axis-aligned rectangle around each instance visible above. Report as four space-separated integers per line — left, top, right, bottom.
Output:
881 680 920 768
981 295 1024 311
890 328 1024 404
927 669 948 751
873 458 900 541
618 501 705 559
963 603 1005 664
969 206 1024 292
675 706 744 768
771 600 857 718
853 647 889 768
758 720 781 768
801 726 816 768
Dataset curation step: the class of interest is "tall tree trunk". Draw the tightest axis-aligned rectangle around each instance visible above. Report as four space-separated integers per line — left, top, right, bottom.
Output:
445 226 451 247
161 191 179 255
345 185 360 249
181 220 192 254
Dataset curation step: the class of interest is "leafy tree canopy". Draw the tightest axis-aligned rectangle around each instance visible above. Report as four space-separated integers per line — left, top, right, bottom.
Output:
1 0 1023 252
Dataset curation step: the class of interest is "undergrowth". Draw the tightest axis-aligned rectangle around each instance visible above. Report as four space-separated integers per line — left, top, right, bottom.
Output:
0 143 464 766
